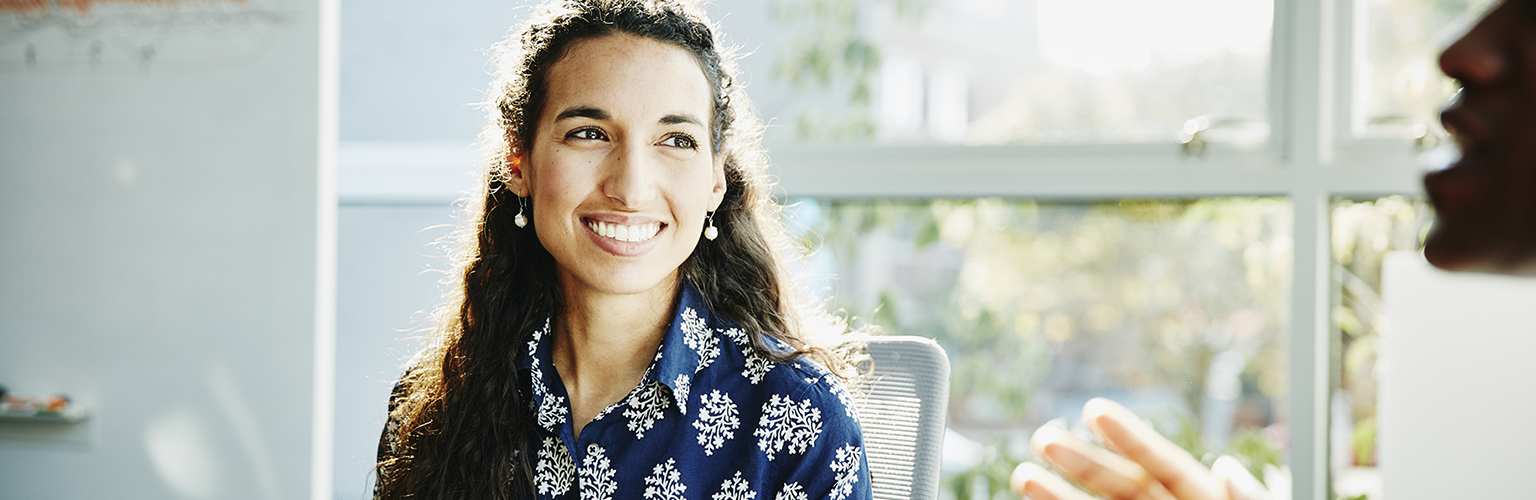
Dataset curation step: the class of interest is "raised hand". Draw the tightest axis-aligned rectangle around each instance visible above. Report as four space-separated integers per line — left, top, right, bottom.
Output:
1010 398 1271 500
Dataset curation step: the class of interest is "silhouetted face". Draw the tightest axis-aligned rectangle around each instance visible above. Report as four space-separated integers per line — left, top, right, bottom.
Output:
1425 0 1536 275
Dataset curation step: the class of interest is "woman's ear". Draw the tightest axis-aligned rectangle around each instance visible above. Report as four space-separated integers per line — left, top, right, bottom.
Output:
505 143 529 197
708 153 728 211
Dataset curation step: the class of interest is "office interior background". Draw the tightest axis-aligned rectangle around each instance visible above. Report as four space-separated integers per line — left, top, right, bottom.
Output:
4 0 1535 499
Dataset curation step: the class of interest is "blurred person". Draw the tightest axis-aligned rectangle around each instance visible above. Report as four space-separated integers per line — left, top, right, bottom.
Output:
1010 1 1536 499
371 1 871 499
1423 0 1536 275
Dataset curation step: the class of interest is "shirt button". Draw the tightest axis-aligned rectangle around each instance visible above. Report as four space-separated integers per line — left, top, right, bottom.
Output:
587 443 599 454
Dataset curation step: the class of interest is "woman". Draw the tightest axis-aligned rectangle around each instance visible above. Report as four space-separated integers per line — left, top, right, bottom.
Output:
373 1 871 499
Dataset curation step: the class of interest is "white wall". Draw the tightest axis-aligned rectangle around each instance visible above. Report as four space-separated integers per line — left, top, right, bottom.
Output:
1380 252 1536 500
0 2 326 499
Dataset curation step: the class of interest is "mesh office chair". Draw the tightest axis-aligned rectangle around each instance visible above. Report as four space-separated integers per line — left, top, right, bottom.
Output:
851 336 950 500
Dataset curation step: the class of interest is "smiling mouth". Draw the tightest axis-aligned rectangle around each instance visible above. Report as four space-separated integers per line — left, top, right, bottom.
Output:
586 219 663 243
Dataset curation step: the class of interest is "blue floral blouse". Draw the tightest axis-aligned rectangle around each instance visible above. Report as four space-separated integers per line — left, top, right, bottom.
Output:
520 282 872 500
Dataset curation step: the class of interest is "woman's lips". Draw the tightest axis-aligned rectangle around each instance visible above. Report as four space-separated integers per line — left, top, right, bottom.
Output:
582 217 666 256
586 219 661 243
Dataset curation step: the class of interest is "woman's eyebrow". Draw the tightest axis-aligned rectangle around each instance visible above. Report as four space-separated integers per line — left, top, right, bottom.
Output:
554 106 609 122
660 113 703 126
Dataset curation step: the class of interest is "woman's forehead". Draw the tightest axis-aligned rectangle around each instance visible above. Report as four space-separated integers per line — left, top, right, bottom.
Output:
541 33 713 124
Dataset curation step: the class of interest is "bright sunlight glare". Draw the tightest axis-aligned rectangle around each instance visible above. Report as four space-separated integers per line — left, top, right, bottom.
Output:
1037 0 1274 74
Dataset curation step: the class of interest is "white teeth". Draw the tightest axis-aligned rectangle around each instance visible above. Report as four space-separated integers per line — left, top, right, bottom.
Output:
588 220 661 243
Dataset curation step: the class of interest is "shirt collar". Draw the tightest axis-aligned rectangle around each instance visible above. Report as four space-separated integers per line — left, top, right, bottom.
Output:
518 318 568 433
652 280 714 414
516 281 719 423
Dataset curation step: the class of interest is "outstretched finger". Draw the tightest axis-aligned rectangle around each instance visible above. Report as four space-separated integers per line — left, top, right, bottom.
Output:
1031 423 1175 500
1011 462 1098 500
1082 398 1226 500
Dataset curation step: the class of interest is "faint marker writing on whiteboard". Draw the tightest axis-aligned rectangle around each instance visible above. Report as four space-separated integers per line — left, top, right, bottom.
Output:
0 0 291 73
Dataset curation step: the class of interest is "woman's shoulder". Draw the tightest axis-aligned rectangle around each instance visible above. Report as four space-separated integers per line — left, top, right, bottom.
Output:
701 323 861 427
711 332 869 499
674 286 860 428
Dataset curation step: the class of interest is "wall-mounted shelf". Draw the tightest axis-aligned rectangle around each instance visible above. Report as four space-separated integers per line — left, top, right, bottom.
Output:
0 407 94 448
0 408 89 424
0 391 92 446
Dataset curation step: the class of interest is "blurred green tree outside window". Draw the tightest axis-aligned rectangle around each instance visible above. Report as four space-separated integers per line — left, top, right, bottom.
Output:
1328 196 1433 500
785 198 1293 496
768 0 1272 145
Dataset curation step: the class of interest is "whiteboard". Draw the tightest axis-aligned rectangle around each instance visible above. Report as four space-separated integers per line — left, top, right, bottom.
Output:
0 1 325 499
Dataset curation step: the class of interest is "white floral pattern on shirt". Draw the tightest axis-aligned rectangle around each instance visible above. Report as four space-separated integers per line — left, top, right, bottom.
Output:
829 444 863 500
624 380 669 439
535 437 574 497
579 445 618 500
692 389 741 455
643 458 687 500
682 307 719 372
754 394 823 461
673 374 693 414
774 483 808 500
538 395 570 431
824 375 859 422
741 345 775 384
712 471 756 500
720 326 749 346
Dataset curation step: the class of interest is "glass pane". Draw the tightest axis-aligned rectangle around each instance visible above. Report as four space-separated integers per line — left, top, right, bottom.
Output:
1328 196 1432 500
787 198 1292 496
1358 0 1496 139
759 0 1274 145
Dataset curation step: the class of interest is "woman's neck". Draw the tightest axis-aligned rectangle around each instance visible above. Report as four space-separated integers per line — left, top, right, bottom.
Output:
551 273 679 438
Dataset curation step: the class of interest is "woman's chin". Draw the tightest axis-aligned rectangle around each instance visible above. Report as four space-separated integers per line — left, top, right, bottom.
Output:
560 265 681 298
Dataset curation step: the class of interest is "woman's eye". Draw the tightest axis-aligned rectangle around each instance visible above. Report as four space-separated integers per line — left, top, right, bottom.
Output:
567 128 607 141
660 134 698 150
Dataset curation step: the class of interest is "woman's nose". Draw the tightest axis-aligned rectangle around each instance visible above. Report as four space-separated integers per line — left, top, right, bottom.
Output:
602 141 659 208
1439 9 1506 87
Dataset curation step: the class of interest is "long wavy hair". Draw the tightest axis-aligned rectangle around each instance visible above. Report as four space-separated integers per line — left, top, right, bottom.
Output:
374 1 857 498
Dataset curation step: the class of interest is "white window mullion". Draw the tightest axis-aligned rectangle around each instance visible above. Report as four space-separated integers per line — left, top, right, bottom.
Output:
771 144 1288 198
1278 0 1339 498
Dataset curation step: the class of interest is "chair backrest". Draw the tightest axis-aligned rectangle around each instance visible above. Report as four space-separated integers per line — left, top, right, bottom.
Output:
851 336 950 500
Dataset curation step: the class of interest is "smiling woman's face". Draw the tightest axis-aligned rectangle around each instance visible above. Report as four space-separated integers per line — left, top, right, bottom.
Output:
511 33 726 299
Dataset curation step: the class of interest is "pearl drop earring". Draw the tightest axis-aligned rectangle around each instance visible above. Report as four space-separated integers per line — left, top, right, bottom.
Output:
703 211 718 240
514 196 529 228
